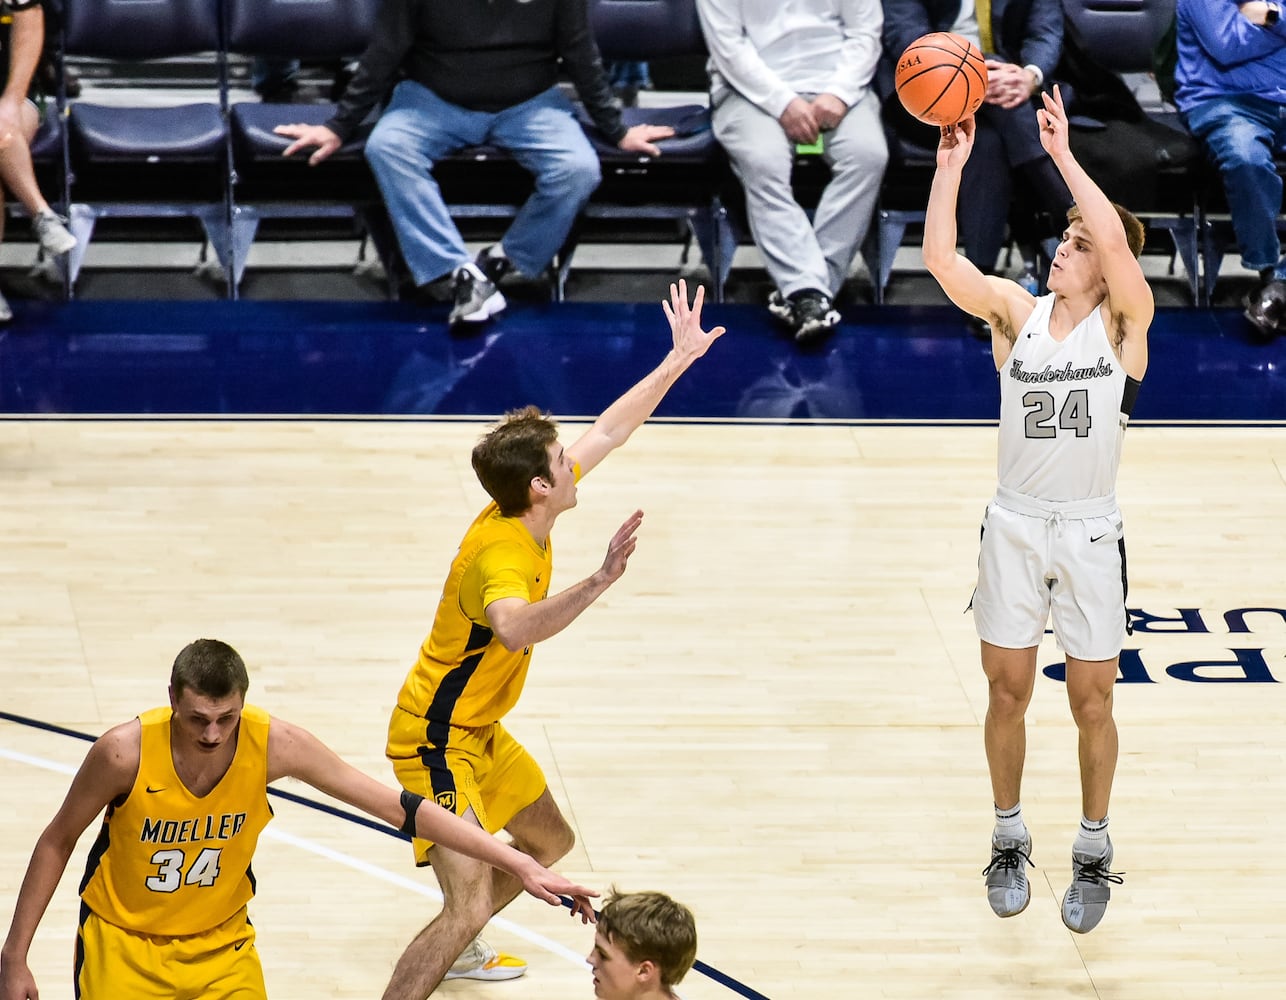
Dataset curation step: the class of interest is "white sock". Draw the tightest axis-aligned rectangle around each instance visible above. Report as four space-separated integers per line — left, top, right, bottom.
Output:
486 243 507 261
1073 814 1109 856
993 802 1027 843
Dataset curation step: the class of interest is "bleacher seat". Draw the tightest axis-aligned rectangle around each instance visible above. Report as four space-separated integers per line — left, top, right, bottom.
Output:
571 0 730 301
59 0 230 296
224 0 393 297
1060 0 1204 302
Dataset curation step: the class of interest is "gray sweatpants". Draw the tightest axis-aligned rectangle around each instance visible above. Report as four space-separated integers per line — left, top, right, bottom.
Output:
712 88 888 299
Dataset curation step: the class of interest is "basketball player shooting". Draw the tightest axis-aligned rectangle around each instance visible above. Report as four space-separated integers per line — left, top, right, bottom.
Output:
922 84 1153 934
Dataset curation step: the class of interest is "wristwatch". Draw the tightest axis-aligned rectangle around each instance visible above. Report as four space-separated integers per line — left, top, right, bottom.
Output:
1266 2 1281 26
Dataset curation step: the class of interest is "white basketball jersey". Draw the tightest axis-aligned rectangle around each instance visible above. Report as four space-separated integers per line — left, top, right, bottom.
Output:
996 294 1140 501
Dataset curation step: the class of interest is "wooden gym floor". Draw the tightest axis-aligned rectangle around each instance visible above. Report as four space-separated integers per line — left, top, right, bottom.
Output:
2 418 1285 999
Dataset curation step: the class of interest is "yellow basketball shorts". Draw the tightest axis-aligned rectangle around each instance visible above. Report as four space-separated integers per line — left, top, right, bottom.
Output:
75 903 265 1000
388 706 547 865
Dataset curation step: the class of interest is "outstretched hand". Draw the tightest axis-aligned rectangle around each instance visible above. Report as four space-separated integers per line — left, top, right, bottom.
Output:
565 893 599 924
519 860 599 920
1036 84 1071 161
599 509 644 585
661 279 726 364
936 116 975 172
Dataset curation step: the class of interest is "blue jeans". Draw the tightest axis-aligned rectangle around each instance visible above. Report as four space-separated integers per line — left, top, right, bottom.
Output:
1184 94 1286 277
364 81 601 285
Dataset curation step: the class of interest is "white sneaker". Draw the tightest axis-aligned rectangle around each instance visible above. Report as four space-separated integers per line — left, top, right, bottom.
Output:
33 209 76 257
0 287 11 322
443 937 527 982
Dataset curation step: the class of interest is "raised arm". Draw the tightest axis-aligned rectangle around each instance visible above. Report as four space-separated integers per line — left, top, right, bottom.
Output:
566 280 724 477
1038 85 1152 377
266 719 596 911
1 724 139 1000
922 117 1034 362
485 509 643 652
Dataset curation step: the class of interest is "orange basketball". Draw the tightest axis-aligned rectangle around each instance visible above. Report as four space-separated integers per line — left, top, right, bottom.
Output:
895 32 988 127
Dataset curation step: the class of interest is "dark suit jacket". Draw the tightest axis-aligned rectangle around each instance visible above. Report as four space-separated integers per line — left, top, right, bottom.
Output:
881 0 1064 96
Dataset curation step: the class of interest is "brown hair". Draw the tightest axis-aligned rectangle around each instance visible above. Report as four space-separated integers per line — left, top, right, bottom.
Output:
598 890 698 989
171 639 249 699
1068 202 1145 259
470 405 559 517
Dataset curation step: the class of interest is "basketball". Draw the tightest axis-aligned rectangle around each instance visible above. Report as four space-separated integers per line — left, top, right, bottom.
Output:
895 32 988 127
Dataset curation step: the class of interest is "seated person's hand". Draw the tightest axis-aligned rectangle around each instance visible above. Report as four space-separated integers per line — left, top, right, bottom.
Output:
1239 1 1271 25
779 96 820 145
984 60 1038 110
273 123 342 166
810 93 849 131
617 123 677 157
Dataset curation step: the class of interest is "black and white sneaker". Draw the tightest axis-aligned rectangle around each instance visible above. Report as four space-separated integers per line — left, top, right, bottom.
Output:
448 262 506 328
1244 279 1286 343
789 289 840 344
476 245 514 286
767 289 795 326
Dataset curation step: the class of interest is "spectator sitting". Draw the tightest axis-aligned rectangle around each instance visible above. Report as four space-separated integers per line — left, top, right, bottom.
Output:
274 0 676 331
1175 0 1286 340
881 0 1073 283
696 0 889 344
0 0 76 322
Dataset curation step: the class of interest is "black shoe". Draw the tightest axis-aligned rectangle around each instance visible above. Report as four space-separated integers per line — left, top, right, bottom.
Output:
1244 279 1286 342
448 263 506 328
766 289 795 326
789 289 840 344
476 245 514 286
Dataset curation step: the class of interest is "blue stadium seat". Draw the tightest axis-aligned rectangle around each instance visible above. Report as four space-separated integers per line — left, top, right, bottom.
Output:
571 0 728 300
1060 0 1204 302
224 0 393 296
59 0 230 296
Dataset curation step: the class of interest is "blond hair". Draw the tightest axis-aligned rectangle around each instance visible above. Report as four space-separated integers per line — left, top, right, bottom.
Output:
598 890 697 989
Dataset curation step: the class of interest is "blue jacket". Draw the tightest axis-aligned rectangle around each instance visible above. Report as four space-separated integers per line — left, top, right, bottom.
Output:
1175 0 1286 111
882 0 1064 89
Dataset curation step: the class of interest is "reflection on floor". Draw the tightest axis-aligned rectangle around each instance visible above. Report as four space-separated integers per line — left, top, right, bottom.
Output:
0 299 1282 421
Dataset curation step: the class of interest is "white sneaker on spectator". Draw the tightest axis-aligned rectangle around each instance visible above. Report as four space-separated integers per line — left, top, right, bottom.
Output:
33 209 76 258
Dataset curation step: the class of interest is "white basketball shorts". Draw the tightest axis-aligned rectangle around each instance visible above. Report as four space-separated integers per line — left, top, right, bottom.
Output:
971 487 1129 661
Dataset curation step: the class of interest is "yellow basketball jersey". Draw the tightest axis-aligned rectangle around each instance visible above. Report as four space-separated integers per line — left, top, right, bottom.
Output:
79 705 274 936
392 501 553 733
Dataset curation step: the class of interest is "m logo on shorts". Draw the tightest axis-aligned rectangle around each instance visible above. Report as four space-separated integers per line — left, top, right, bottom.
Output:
435 791 456 811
